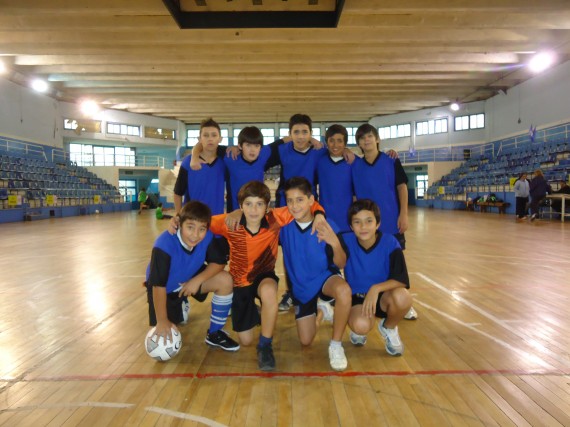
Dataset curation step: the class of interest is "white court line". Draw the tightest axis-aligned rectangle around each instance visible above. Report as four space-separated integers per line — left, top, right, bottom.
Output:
146 406 228 427
413 272 570 368
413 300 551 369
0 401 135 413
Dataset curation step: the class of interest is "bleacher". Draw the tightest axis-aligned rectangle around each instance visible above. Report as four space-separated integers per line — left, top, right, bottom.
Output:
0 139 130 223
423 134 570 214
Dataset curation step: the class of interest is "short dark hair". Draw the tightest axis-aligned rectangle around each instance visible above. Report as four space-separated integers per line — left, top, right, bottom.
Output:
289 113 312 131
348 199 381 225
325 124 348 145
355 123 379 145
237 126 263 147
179 201 212 228
200 118 221 134
237 181 271 206
284 176 313 198
158 202 163 207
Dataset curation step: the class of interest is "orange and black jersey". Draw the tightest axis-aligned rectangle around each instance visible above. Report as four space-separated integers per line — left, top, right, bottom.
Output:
210 204 323 287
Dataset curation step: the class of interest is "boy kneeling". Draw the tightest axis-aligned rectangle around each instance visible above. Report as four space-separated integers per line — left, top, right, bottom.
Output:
145 201 239 352
343 199 412 356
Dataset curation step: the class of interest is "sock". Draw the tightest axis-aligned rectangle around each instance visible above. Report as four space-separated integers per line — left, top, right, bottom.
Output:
258 335 273 349
329 339 342 348
208 293 233 334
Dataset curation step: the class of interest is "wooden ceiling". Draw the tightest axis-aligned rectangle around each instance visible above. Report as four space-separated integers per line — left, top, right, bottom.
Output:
2 0 570 124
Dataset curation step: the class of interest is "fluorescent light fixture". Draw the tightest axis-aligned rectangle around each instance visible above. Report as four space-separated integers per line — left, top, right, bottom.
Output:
80 99 100 116
529 52 554 73
450 102 460 111
31 78 48 92
0 60 6 74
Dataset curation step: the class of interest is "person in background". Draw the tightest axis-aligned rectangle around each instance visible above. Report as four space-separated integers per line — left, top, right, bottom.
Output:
513 172 530 221
529 169 552 221
156 202 173 220
138 187 149 214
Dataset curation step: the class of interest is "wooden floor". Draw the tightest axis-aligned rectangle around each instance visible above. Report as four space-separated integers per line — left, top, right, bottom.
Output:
0 208 569 426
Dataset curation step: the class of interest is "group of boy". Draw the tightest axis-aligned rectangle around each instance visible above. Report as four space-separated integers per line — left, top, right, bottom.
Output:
144 114 414 372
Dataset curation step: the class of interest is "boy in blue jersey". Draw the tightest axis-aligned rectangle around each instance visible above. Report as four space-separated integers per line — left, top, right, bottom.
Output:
279 177 353 371
146 201 240 352
173 118 226 215
351 123 417 320
317 124 354 232
342 199 412 356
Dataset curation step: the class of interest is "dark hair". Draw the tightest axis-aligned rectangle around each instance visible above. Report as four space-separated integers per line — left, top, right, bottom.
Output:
355 123 379 146
284 176 313 197
348 199 381 225
200 118 221 134
325 124 348 145
237 180 271 206
179 201 212 228
289 113 312 131
237 126 263 147
158 202 163 207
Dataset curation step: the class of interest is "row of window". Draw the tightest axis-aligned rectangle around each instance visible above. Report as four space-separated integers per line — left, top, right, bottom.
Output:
186 114 485 146
69 144 136 167
63 119 176 140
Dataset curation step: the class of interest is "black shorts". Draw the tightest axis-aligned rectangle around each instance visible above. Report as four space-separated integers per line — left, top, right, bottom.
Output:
394 233 406 250
231 271 279 332
293 273 339 320
351 292 387 319
146 282 208 326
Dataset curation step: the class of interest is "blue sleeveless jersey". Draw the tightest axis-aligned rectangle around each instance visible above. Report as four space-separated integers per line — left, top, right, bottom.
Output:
180 154 226 214
317 155 353 232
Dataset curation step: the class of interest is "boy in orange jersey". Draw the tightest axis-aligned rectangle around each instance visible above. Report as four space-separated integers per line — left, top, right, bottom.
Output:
209 180 326 371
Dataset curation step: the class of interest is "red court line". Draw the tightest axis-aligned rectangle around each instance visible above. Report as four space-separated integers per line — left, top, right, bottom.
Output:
14 367 569 382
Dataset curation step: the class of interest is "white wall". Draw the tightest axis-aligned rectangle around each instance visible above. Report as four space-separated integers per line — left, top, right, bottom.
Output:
0 78 63 147
369 60 570 150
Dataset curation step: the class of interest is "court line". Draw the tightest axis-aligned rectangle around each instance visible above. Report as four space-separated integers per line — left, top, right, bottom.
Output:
8 367 568 383
146 406 228 427
413 272 570 368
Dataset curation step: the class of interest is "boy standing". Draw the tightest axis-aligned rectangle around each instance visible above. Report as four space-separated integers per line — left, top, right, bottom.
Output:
342 199 412 356
138 187 149 214
279 177 353 371
316 124 354 232
209 181 326 371
173 118 226 215
145 201 239 351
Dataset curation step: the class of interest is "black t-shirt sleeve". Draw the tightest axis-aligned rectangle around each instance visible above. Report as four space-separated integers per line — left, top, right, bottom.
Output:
174 165 188 196
147 247 172 287
388 248 410 288
265 138 284 170
394 159 408 186
206 236 230 265
325 232 346 265
337 232 349 259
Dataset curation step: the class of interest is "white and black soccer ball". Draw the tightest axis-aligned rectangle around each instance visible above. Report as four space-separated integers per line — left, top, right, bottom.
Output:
145 327 182 361
180 300 190 325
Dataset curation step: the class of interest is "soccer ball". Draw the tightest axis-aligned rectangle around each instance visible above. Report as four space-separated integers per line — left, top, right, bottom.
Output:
145 327 182 361
180 300 190 325
95 209 100 214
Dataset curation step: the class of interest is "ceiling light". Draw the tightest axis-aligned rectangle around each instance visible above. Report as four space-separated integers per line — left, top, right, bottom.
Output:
528 52 554 73
0 60 6 74
80 99 100 116
450 102 460 111
30 79 49 93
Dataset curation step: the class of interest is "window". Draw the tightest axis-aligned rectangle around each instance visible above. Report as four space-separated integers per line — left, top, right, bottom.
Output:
69 144 135 167
107 122 140 137
416 174 429 199
119 179 137 202
144 126 176 140
312 127 321 141
346 127 359 145
378 123 411 140
220 128 229 146
63 118 101 133
186 129 200 147
416 118 448 136
279 128 289 138
455 113 485 131
260 128 275 145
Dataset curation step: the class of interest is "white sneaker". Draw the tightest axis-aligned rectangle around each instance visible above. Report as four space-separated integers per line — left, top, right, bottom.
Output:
349 331 367 346
328 345 347 371
317 299 334 323
404 306 418 320
378 319 404 356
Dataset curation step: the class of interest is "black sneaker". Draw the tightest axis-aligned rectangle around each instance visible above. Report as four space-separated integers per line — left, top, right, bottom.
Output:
278 292 293 312
205 329 240 352
257 345 275 371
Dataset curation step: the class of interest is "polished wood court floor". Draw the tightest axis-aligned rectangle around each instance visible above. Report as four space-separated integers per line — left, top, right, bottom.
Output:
0 208 569 426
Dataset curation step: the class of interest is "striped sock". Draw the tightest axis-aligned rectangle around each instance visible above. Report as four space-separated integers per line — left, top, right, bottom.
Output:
208 293 233 334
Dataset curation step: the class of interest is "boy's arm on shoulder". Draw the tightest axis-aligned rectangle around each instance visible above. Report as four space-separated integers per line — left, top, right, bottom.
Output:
210 214 229 236
271 201 325 226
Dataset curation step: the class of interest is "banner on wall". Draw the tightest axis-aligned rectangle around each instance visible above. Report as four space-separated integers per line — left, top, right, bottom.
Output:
94 195 101 204
438 186 445 195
